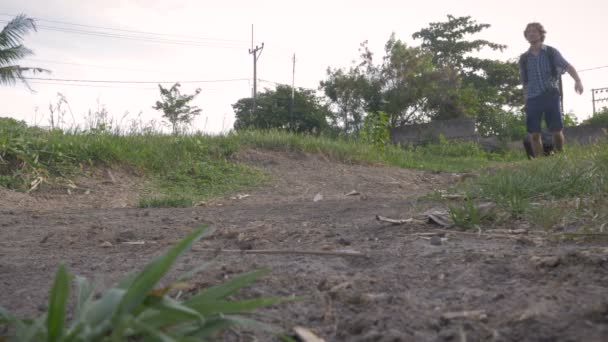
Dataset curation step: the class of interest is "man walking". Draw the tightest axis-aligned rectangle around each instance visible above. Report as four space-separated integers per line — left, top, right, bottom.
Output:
520 22 584 157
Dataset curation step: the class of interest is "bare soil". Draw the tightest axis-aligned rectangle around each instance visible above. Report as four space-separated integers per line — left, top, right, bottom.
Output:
1 149 607 341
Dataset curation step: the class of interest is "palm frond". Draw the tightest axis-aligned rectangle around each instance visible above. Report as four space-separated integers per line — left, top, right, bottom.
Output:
0 65 24 85
0 65 49 91
0 45 33 67
0 14 37 48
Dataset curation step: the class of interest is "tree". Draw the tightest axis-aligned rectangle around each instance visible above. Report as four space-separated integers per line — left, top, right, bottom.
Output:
413 15 522 136
319 66 369 134
0 14 49 89
321 35 438 132
233 85 330 133
153 83 202 135
375 35 436 126
412 15 506 72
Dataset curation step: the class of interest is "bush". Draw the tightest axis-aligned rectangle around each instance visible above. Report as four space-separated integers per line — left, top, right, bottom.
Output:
360 111 390 151
583 107 608 127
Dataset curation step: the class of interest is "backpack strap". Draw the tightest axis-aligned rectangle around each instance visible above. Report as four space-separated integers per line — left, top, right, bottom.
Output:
519 52 529 85
546 46 558 79
546 46 564 113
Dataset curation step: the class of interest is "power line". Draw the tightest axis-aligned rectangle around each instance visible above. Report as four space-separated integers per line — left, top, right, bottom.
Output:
23 58 177 73
0 12 254 44
27 81 157 90
36 25 249 49
23 77 250 84
27 81 227 92
0 20 250 49
579 65 608 73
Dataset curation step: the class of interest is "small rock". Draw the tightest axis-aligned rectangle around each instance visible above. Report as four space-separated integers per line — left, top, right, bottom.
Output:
40 233 53 244
313 193 323 202
354 330 383 342
531 256 561 268
100 241 113 248
337 238 352 246
317 278 330 291
430 236 443 246
237 241 254 250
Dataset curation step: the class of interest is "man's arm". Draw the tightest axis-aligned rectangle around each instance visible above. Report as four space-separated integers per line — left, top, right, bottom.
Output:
566 65 584 94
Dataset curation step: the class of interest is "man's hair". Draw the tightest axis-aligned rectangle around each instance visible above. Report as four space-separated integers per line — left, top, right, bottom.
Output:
524 22 546 42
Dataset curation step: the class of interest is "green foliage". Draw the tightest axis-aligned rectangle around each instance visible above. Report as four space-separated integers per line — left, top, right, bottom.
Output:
321 35 439 130
0 227 285 341
0 117 68 190
526 204 565 231
138 196 194 208
563 112 579 127
320 66 369 134
234 130 523 173
375 35 438 126
153 83 202 135
477 108 527 139
413 15 522 137
412 15 506 69
448 199 491 230
233 85 330 133
467 144 608 216
1 116 527 200
0 119 265 202
0 14 49 88
145 158 268 207
583 107 608 127
320 16 523 137
360 111 390 151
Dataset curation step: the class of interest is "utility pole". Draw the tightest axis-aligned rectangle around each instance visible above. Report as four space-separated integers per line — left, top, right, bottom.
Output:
290 53 296 128
249 24 264 113
593 88 597 115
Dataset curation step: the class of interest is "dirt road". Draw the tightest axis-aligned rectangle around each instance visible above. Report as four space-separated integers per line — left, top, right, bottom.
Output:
1 149 607 341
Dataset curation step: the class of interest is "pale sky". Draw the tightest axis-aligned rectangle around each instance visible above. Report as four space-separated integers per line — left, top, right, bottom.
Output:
1 0 607 133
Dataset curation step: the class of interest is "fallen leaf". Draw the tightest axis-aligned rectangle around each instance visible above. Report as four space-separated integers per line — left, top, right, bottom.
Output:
121 241 146 245
293 326 325 342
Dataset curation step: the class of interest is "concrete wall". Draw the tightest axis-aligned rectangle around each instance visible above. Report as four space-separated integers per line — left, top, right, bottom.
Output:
389 119 478 146
563 125 608 145
390 119 607 149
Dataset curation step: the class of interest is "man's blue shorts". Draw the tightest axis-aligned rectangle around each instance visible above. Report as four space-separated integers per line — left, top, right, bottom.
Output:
526 91 563 133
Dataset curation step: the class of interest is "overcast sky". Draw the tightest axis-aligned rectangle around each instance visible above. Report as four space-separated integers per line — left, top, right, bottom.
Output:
1 0 607 133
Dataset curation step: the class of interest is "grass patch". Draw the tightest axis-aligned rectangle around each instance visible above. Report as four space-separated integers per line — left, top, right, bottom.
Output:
1 118 524 205
234 130 524 173
0 118 267 204
138 196 194 208
446 143 608 232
